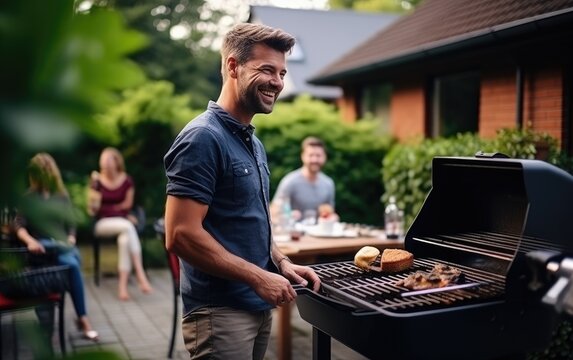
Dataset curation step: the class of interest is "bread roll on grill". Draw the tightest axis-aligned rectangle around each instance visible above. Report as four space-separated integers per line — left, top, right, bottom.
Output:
380 249 414 273
354 246 380 271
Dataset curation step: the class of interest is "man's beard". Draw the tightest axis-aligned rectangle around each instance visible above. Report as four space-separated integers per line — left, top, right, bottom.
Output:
239 82 276 115
308 163 322 173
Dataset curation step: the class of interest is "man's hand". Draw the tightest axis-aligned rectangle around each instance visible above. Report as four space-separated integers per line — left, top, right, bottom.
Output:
279 262 321 292
27 239 45 254
254 271 297 307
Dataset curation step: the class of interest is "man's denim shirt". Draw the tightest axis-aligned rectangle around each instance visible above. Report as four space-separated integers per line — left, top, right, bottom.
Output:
164 101 275 313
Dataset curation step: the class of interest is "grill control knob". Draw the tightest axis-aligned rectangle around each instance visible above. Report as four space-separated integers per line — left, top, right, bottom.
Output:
527 251 573 317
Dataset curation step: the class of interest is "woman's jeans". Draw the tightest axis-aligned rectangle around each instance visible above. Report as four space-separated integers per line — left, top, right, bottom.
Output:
40 239 87 317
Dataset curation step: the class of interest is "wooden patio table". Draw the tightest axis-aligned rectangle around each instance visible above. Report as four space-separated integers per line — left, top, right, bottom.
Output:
275 234 405 360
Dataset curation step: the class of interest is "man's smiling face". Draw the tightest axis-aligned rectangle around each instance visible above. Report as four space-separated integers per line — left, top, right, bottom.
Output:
236 43 287 115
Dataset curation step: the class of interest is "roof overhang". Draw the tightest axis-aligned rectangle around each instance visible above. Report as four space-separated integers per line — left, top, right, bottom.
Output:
309 7 573 85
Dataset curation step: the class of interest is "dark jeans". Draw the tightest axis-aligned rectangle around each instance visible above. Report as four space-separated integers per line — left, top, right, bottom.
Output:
40 239 88 317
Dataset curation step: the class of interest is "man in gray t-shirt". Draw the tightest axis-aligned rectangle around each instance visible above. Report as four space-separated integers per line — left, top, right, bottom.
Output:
271 136 337 222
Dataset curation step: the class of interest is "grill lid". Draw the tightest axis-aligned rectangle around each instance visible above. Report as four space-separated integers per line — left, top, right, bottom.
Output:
405 157 573 298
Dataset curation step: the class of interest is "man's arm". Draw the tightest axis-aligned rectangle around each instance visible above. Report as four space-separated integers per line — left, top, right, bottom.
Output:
164 195 297 306
270 242 321 292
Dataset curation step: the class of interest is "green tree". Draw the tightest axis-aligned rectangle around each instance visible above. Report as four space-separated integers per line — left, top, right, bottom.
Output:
1 0 147 208
90 80 200 218
87 0 222 107
329 0 423 12
0 0 147 356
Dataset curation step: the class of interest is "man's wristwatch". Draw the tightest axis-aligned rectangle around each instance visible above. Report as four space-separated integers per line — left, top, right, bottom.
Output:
277 256 292 273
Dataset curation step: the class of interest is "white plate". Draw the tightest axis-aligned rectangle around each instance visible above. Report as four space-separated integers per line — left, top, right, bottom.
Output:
305 225 357 238
273 233 292 242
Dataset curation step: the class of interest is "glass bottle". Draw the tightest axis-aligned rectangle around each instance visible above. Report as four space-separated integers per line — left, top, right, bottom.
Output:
280 197 292 232
273 196 292 237
384 196 403 239
1 206 11 241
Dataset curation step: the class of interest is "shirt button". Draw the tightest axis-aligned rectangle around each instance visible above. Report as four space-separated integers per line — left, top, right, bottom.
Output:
244 169 248 173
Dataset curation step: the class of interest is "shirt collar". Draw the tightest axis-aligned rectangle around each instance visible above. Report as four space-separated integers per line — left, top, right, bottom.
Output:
208 101 255 135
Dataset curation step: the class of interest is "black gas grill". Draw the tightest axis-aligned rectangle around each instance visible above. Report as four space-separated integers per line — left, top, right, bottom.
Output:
296 156 573 360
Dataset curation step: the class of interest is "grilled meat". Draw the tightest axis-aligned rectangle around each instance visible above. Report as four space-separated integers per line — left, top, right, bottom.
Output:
396 263 464 290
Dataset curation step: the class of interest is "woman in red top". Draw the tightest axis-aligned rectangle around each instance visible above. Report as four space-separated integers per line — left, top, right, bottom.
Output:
89 147 152 301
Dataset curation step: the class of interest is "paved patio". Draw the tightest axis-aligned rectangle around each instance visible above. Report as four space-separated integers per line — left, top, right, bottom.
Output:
1 266 368 359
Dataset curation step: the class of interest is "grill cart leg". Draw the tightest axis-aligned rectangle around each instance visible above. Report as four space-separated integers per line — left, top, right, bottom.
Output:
312 327 331 360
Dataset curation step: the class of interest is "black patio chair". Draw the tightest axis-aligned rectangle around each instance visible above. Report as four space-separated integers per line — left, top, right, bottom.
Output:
0 247 70 359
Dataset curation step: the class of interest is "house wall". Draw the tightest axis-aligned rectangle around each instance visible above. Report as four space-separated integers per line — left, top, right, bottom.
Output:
479 68 517 138
340 64 567 147
338 87 358 123
479 65 564 143
390 81 426 141
524 65 564 143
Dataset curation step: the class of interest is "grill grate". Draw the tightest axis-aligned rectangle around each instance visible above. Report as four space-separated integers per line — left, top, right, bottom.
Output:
412 231 567 260
312 258 505 314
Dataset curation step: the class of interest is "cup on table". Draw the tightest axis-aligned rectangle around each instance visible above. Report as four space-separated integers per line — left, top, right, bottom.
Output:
317 218 335 235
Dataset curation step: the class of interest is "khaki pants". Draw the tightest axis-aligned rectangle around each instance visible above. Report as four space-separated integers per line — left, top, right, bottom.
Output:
94 217 141 272
182 306 272 360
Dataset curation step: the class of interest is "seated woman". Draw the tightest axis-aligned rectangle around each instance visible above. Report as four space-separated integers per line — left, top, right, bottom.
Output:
14 153 98 341
88 147 152 301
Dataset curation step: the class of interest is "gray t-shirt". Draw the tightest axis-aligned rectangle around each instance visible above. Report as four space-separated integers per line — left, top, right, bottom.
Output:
272 168 335 214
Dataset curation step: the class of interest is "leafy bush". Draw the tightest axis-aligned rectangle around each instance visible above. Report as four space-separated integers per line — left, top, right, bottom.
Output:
255 95 394 225
492 128 558 161
382 133 488 228
95 80 199 144
382 128 569 228
142 234 168 268
65 80 200 227
527 320 573 360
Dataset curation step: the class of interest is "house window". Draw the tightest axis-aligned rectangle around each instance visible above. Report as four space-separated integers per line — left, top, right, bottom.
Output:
431 71 479 137
360 83 392 133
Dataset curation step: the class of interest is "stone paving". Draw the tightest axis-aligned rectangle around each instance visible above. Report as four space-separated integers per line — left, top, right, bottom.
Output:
1 268 368 360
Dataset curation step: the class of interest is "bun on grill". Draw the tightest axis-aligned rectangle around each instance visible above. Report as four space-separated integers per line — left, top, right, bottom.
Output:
354 246 380 271
380 249 414 273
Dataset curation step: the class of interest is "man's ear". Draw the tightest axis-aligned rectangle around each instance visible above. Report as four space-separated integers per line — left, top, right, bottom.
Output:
227 56 238 79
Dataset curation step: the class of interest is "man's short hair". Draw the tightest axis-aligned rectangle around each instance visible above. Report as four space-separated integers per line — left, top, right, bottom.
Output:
220 23 295 81
301 136 326 153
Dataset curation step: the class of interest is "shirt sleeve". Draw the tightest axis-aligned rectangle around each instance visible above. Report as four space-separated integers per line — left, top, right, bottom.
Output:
164 126 222 205
12 210 26 233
